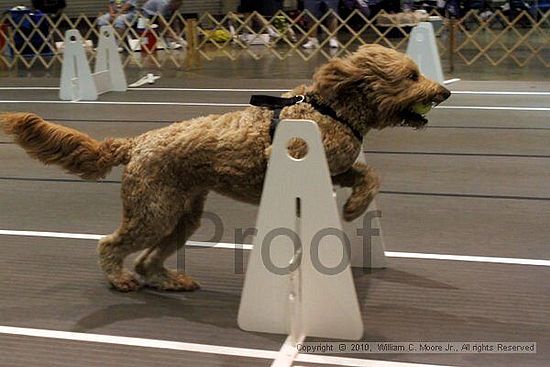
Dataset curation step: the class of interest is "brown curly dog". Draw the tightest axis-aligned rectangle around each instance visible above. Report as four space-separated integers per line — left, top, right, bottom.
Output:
1 45 450 292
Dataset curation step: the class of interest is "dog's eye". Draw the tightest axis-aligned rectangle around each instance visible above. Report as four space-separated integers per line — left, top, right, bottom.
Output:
408 71 419 82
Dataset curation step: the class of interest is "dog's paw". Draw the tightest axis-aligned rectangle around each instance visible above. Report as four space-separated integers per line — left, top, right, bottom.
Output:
145 270 201 291
343 191 375 222
108 271 141 292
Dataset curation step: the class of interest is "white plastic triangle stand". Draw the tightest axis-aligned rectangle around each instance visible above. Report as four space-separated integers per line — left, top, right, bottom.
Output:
336 143 387 269
95 26 127 94
60 30 96 100
406 22 444 84
60 26 127 101
238 119 364 366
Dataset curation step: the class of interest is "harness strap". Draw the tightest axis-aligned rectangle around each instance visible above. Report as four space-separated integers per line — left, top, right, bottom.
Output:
250 94 363 143
249 95 305 109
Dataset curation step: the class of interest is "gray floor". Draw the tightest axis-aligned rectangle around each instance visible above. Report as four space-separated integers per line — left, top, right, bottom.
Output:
1 48 549 81
0 78 549 367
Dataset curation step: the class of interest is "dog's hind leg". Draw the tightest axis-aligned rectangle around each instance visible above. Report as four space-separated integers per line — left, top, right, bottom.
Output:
98 184 187 292
134 191 207 291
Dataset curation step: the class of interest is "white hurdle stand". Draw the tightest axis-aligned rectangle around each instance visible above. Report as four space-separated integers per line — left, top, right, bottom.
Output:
406 22 445 84
238 120 365 367
60 26 127 101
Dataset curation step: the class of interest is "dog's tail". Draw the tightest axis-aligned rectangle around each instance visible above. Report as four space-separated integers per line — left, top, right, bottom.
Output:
1 112 132 180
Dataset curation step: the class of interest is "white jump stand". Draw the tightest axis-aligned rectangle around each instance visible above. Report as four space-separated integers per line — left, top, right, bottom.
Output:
60 26 127 101
238 119 364 367
406 22 444 84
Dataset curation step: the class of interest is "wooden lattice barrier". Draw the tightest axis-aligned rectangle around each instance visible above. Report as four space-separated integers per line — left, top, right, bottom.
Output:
0 9 547 70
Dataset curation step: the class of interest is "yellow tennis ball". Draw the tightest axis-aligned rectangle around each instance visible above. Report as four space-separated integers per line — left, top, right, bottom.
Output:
412 103 432 115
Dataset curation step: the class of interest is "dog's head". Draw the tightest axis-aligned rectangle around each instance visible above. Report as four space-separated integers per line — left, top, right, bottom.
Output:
312 44 451 132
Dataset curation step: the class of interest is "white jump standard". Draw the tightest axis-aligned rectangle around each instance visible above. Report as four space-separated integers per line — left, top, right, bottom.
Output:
60 26 127 101
238 120 364 367
406 22 445 84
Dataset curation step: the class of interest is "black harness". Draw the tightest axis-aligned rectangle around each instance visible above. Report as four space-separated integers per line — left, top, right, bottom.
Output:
249 94 363 143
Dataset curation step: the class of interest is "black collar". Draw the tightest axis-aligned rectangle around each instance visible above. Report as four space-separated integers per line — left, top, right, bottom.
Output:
249 94 363 143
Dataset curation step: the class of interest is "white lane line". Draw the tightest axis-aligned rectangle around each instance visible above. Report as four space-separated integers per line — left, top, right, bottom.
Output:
0 87 59 90
385 252 550 267
451 91 550 96
0 87 291 92
437 106 550 111
0 326 454 367
0 100 548 111
443 78 461 85
188 240 253 250
0 86 549 96
1 229 548 267
127 87 292 92
0 100 249 107
0 229 103 240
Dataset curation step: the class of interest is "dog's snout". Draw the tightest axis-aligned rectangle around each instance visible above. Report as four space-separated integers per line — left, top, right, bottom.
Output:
440 87 451 101
441 87 451 100
432 86 451 104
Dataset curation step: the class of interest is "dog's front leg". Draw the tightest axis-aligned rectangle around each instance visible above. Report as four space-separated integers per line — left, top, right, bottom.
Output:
332 162 380 222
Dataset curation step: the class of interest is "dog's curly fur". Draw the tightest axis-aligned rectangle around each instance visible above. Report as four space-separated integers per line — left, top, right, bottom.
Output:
1 45 450 292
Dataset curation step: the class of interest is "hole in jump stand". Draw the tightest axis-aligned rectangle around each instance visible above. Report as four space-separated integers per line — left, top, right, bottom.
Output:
286 138 308 160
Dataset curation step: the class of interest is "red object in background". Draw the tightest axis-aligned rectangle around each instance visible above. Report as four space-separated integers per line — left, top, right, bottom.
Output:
140 29 157 53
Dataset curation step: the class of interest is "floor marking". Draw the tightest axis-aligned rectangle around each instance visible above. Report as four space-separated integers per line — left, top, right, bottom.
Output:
437 106 550 112
127 87 292 92
0 229 103 240
1 229 549 267
0 326 452 367
365 151 550 159
451 91 550 96
1 176 549 201
381 190 550 202
429 126 550 131
0 100 249 107
0 86 549 96
0 100 549 111
0 87 290 92
384 252 550 267
0 86 59 90
443 78 461 85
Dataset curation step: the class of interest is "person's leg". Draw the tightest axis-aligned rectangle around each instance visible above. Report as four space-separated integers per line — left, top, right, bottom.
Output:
324 0 339 48
97 13 112 27
112 11 136 48
113 11 136 31
302 0 322 48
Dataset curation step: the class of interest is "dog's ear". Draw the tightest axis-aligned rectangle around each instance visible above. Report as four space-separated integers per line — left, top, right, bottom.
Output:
313 58 364 99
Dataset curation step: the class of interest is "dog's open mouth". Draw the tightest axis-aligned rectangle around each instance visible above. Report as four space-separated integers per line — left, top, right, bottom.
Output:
399 106 429 129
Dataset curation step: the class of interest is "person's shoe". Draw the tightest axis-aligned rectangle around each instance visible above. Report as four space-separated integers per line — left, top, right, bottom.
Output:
167 41 182 49
267 26 279 39
288 31 298 43
302 37 319 49
329 37 339 48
